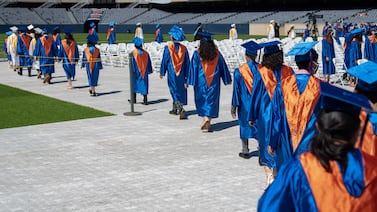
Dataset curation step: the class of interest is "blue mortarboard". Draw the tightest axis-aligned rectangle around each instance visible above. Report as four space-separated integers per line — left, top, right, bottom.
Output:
109 21 115 27
90 22 96 28
241 40 262 56
43 27 49 34
370 25 377 31
319 81 373 116
18 26 26 33
198 31 213 41
168 25 185 41
155 24 160 29
286 41 318 63
346 61 377 92
5 31 12 36
349 28 363 37
260 40 281 55
53 26 60 31
132 37 143 47
87 34 98 44
64 28 72 35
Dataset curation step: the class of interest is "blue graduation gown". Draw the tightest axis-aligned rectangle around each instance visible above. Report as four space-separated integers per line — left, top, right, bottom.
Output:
17 33 32 68
348 38 362 68
107 27 116 44
131 48 153 95
81 46 103 86
155 28 163 43
34 35 57 75
4 38 11 61
231 61 258 140
321 38 336 75
272 71 320 170
59 39 79 80
160 42 190 105
53 33 62 53
187 50 232 118
258 150 377 212
247 65 293 168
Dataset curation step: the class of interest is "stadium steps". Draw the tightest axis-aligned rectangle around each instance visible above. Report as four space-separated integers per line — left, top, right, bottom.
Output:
67 9 79 24
178 13 204 24
30 8 48 24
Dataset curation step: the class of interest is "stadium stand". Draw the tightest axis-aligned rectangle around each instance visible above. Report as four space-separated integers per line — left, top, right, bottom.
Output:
101 8 148 24
122 8 172 24
34 8 75 24
2 8 46 24
179 12 236 24
215 12 273 24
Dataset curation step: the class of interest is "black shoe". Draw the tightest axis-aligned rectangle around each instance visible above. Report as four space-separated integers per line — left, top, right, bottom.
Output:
239 152 251 159
91 92 97 97
169 109 177 115
89 89 93 95
179 109 186 120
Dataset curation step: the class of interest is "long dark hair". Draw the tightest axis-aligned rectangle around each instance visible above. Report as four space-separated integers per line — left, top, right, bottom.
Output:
311 110 360 173
199 40 217 61
261 50 283 70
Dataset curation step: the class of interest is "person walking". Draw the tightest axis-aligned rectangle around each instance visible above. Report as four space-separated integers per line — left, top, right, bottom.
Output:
160 25 190 119
59 29 79 89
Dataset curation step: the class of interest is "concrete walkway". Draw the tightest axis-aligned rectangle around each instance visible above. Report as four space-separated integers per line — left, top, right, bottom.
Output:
0 62 265 211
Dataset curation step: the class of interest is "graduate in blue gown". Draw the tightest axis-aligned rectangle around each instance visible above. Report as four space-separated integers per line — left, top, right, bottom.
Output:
129 37 153 105
186 31 232 132
364 26 377 63
34 28 57 84
160 25 190 119
81 33 102 96
58 29 79 89
52 26 62 53
154 24 163 44
106 21 116 44
303 24 310 41
258 83 377 212
87 22 98 45
231 40 260 159
16 26 32 76
270 41 321 171
247 40 294 188
321 27 336 82
348 28 363 86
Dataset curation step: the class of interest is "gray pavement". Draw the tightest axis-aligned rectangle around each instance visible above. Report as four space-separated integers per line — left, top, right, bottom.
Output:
0 61 265 211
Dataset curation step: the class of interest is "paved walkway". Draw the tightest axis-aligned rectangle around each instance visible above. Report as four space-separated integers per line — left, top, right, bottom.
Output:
0 62 265 211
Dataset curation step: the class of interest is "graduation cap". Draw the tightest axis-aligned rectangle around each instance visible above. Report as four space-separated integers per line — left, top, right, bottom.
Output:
10 26 18 32
27 24 34 31
197 31 213 41
53 26 60 31
109 21 115 27
241 40 262 56
43 27 49 34
155 24 160 29
34 27 43 34
89 22 96 28
286 41 318 63
132 37 143 47
168 25 185 41
319 81 373 116
260 40 281 55
136 22 142 26
370 25 377 32
349 28 363 37
346 61 377 92
5 31 12 36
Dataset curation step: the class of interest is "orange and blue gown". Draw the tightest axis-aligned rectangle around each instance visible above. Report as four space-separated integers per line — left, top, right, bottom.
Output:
160 42 190 105
107 27 116 44
155 28 163 43
258 149 377 211
364 34 377 63
231 61 258 140
247 65 293 168
187 50 232 118
17 32 33 69
131 48 153 95
81 46 103 87
59 39 79 80
356 111 377 157
34 35 57 75
272 70 321 170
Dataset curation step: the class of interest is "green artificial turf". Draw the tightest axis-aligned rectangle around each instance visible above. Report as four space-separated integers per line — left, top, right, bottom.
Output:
0 84 113 129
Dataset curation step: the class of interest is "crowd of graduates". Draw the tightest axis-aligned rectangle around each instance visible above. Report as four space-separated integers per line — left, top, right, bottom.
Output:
3 19 377 210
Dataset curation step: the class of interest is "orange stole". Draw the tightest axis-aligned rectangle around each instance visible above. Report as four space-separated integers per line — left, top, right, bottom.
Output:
168 43 186 76
282 75 320 150
62 40 76 64
20 34 31 51
300 152 377 211
40 36 52 56
239 63 253 94
259 65 293 100
106 28 112 40
84 47 99 73
356 110 377 157
201 51 219 87
132 49 149 79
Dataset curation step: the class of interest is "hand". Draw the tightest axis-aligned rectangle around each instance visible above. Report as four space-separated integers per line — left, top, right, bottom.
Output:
248 121 255 126
268 145 274 156
160 75 163 79
231 113 236 119
184 84 188 88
